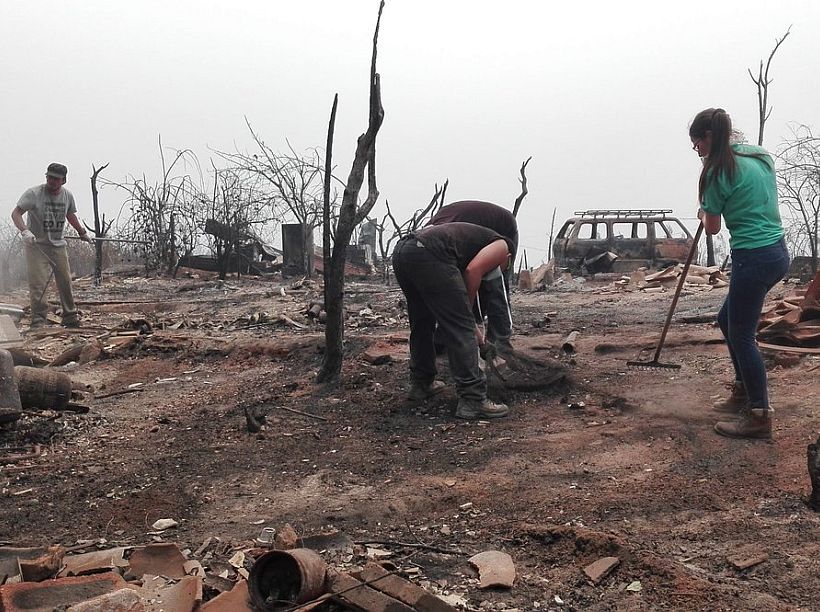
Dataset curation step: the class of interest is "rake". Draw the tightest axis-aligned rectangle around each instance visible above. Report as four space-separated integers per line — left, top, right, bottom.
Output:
627 222 704 370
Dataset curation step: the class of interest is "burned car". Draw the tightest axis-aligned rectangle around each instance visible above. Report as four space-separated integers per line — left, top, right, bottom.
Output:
552 209 695 274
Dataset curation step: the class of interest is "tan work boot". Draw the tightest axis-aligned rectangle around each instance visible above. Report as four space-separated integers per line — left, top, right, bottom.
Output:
714 408 772 440
455 398 509 420
408 380 446 401
712 381 747 414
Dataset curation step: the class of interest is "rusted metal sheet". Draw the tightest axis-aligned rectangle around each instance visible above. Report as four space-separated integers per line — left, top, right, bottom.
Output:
655 239 691 261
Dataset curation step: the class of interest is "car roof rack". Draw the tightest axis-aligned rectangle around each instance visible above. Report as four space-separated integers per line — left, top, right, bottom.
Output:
574 209 673 219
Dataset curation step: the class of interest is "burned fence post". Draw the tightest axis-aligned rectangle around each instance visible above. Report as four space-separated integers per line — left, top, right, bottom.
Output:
283 223 314 277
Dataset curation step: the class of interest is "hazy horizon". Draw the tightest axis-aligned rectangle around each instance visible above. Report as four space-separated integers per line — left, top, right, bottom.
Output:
2 0 818 265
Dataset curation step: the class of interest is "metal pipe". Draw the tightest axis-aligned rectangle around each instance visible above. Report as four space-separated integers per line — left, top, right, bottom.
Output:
65 236 150 244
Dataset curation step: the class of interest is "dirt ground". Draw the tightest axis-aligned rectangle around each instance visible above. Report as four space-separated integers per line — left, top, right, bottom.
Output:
1 271 818 611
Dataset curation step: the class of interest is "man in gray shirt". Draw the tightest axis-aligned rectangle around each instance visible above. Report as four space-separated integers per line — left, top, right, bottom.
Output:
11 163 93 329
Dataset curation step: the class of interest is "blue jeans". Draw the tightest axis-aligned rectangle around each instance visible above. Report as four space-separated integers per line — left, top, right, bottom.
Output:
717 238 789 409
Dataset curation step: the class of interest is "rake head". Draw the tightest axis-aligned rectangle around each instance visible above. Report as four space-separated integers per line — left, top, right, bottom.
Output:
626 359 681 370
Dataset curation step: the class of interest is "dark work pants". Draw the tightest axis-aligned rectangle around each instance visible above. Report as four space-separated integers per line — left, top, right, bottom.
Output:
717 238 789 409
392 237 486 401
475 268 512 347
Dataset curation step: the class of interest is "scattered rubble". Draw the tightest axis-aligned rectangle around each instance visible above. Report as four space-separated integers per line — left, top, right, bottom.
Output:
611 263 729 293
1 268 818 610
0 530 466 611
758 270 820 351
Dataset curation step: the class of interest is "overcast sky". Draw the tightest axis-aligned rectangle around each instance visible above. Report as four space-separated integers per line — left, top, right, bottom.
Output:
2 0 818 264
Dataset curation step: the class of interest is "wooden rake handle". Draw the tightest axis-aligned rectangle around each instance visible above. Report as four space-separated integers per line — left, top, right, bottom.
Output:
650 222 705 363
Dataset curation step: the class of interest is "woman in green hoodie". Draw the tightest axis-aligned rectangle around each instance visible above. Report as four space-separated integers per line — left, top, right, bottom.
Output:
690 108 789 440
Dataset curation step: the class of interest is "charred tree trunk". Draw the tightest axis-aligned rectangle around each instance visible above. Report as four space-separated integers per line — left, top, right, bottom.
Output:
705 233 716 267
303 222 315 278
168 213 177 277
218 244 231 281
319 94 339 376
317 1 385 385
90 163 110 286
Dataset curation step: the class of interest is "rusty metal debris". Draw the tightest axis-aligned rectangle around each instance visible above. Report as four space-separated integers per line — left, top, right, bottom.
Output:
248 548 327 610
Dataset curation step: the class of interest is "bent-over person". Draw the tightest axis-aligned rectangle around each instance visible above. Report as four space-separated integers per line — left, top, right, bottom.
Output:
392 222 513 420
428 200 518 352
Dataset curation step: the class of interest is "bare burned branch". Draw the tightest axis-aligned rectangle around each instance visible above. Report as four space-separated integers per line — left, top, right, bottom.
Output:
512 156 532 218
749 26 791 146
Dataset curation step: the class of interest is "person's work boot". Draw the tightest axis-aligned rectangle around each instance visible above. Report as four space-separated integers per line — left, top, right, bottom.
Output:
713 381 747 414
455 398 509 420
61 318 81 329
714 407 772 440
407 380 446 401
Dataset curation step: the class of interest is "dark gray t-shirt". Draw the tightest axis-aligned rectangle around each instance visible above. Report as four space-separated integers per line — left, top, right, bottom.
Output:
428 200 519 259
412 222 509 271
16 185 77 247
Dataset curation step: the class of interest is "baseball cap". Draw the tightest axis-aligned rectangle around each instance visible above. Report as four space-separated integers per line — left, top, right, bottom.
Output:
46 163 68 178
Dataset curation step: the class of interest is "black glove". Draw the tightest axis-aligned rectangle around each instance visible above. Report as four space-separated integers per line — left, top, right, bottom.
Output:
479 341 496 361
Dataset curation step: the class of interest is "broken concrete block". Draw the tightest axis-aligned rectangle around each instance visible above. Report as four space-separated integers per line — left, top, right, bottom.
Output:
583 556 620 584
327 569 414 611
353 563 456 611
0 572 127 612
66 587 145 611
468 550 516 589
